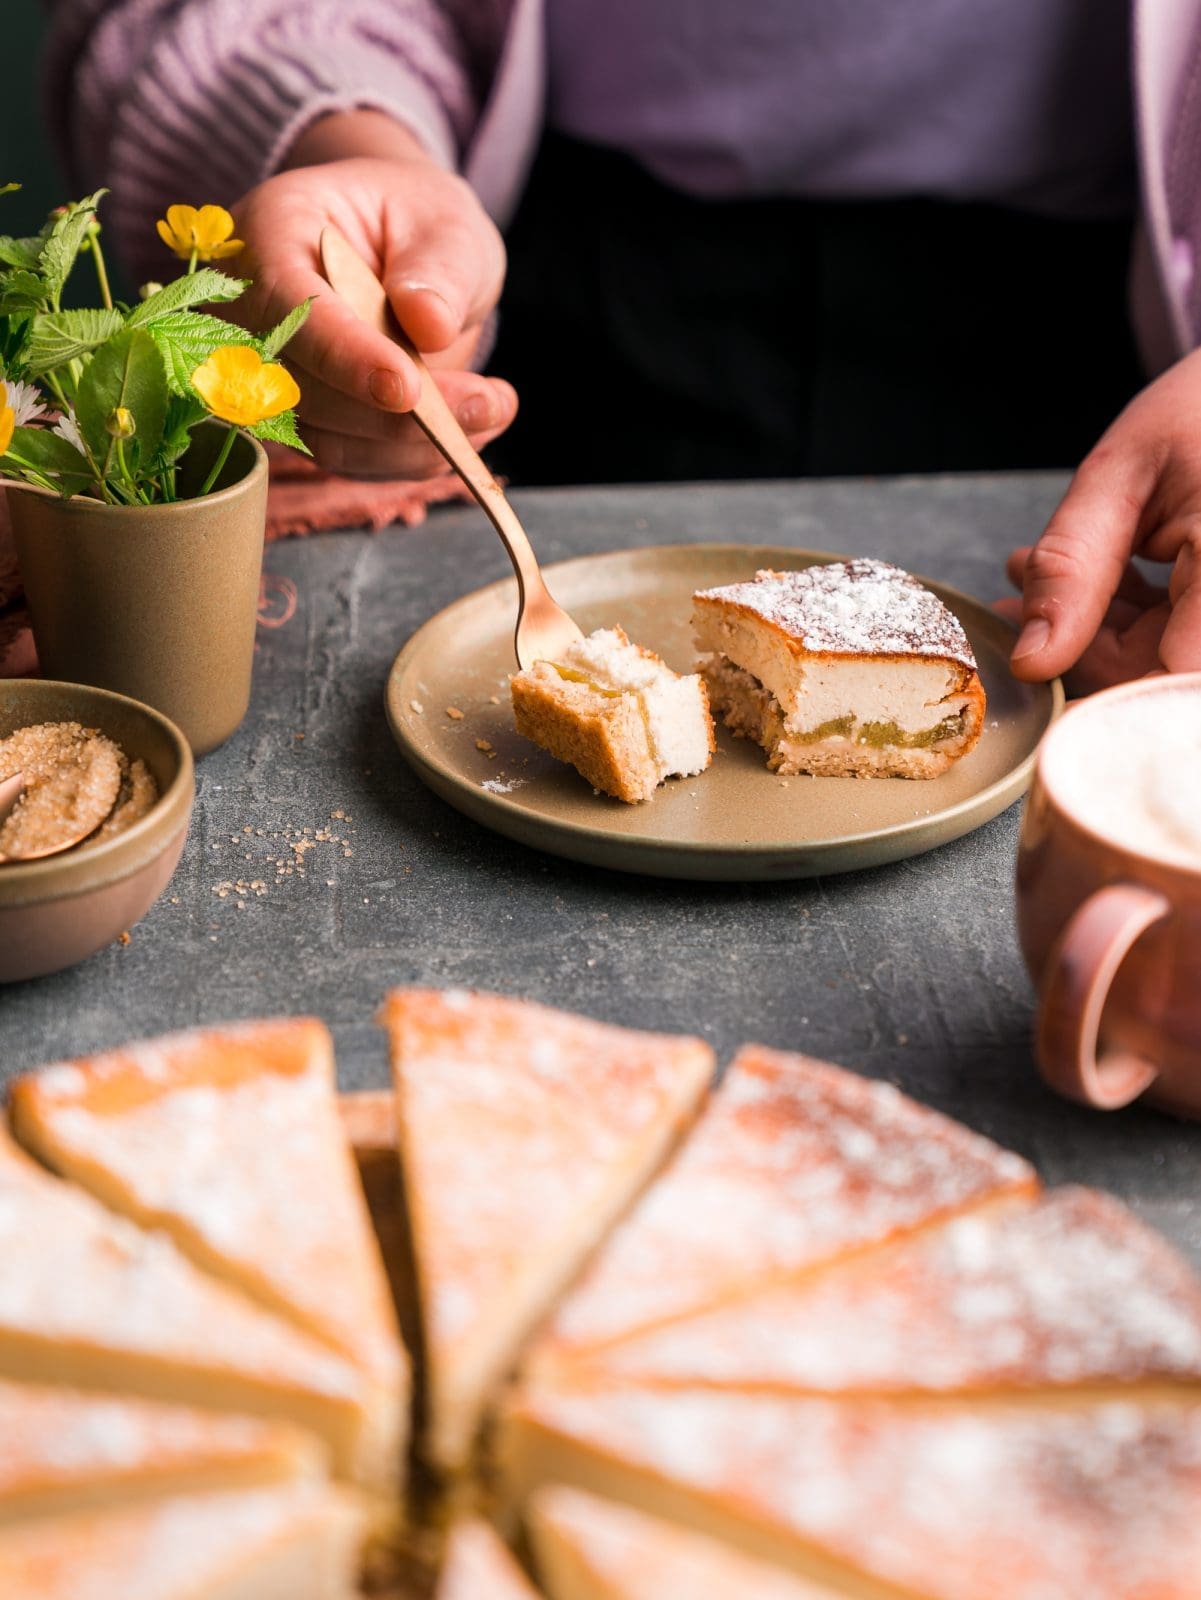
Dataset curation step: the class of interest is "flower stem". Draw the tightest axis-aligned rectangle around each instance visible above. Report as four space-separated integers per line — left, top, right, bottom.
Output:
90 236 113 310
188 247 199 276
115 436 142 501
197 426 237 497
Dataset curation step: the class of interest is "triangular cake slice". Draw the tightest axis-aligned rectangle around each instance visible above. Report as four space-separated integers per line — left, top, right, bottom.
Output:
9 1019 407 1489
339 1089 396 1158
529 1487 844 1600
381 989 714 1470
337 1089 421 1405
532 1045 1035 1372
693 559 986 778
503 1378 1201 1599
0 1127 384 1482
0 1483 364 1600
0 1379 321 1524
583 1187 1201 1396
437 1518 543 1599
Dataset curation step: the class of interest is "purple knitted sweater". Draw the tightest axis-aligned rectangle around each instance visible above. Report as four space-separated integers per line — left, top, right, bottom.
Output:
42 0 1201 365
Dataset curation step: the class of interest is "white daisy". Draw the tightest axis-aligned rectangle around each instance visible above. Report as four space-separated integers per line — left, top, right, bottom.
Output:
3 377 48 427
52 411 87 454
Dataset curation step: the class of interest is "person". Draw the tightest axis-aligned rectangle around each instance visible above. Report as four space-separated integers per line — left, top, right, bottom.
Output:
44 1 1201 692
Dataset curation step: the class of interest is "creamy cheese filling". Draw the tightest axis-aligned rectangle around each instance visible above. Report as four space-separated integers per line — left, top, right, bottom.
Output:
552 630 709 779
702 653 968 748
694 609 971 739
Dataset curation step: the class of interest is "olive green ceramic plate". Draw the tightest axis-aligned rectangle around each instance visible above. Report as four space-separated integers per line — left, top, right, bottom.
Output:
385 545 1063 880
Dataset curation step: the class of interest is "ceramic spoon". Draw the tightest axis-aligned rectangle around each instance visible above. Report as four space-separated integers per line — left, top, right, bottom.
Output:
0 769 114 864
319 225 584 670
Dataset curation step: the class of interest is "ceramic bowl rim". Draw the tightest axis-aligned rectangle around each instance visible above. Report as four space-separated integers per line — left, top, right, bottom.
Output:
0 679 195 905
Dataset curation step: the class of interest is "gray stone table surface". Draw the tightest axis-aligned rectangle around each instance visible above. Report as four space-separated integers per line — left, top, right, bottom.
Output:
3 473 1199 1265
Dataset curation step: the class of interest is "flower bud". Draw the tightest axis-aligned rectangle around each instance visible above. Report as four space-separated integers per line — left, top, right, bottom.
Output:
105 406 136 439
138 281 164 301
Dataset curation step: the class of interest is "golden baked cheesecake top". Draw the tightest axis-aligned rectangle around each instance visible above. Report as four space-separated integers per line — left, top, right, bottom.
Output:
581 1186 1201 1395
9 1019 407 1489
0 1127 374 1476
529 1485 845 1600
0 1482 362 1600
437 1518 543 1599
534 1044 1035 1366
694 560 977 668
0 1379 321 1522
503 1379 1201 1600
382 987 714 1468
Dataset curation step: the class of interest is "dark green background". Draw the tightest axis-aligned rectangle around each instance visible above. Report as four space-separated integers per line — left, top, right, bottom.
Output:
4 3 66 236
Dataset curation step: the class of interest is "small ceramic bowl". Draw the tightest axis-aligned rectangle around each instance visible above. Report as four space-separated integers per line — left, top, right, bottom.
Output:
0 680 194 983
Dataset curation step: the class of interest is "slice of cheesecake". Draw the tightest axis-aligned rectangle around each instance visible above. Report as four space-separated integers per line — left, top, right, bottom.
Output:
693 560 986 778
9 1019 408 1492
0 1483 365 1600
381 988 714 1471
0 1127 381 1481
530 1045 1035 1374
337 1089 421 1409
0 1379 322 1524
584 1187 1201 1397
511 626 715 803
338 1088 397 1158
437 1518 542 1599
529 1487 843 1600
503 1378 1201 1600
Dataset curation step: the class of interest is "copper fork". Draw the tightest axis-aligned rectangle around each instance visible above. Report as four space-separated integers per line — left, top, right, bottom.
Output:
319 226 584 670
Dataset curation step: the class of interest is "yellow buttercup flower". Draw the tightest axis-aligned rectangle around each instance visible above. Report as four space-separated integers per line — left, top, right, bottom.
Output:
156 203 244 261
0 384 14 458
191 345 300 427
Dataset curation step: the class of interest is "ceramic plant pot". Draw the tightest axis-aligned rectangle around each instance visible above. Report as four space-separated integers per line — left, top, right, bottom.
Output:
8 427 268 756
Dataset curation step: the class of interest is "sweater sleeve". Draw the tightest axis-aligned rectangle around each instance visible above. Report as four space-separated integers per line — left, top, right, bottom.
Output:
44 0 480 286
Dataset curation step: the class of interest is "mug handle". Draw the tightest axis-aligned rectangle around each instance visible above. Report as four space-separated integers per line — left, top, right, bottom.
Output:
1036 883 1171 1109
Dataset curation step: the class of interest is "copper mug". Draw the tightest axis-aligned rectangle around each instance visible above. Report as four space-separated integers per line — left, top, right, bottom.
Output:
1016 673 1201 1115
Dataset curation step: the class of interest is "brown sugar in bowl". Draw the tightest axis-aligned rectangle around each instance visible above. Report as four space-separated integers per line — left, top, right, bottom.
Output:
0 680 194 982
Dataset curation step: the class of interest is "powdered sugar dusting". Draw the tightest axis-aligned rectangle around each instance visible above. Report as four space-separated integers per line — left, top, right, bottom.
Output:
696 561 977 669
15 1023 401 1390
0 1481 336 1597
382 990 713 1353
516 1382 1201 1598
535 1488 829 1600
0 1132 359 1397
0 1378 283 1496
541 1045 1033 1355
438 1518 540 1600
595 1187 1201 1393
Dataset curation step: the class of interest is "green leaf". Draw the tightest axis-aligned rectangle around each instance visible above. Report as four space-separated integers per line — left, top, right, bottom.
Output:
127 270 248 326
3 425 93 495
76 326 167 463
0 270 48 315
246 409 311 454
155 393 208 465
24 307 125 376
0 234 44 270
0 313 32 374
38 189 107 302
146 310 259 396
258 298 312 359
0 183 20 198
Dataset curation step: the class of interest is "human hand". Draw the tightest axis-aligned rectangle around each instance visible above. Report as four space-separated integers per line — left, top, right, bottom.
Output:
1000 347 1201 693
229 112 516 478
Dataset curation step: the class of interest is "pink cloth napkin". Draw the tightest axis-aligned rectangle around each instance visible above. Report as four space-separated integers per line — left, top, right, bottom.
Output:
0 452 472 677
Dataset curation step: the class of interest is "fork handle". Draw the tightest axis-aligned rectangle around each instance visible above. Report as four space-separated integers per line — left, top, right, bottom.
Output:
318 227 548 619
